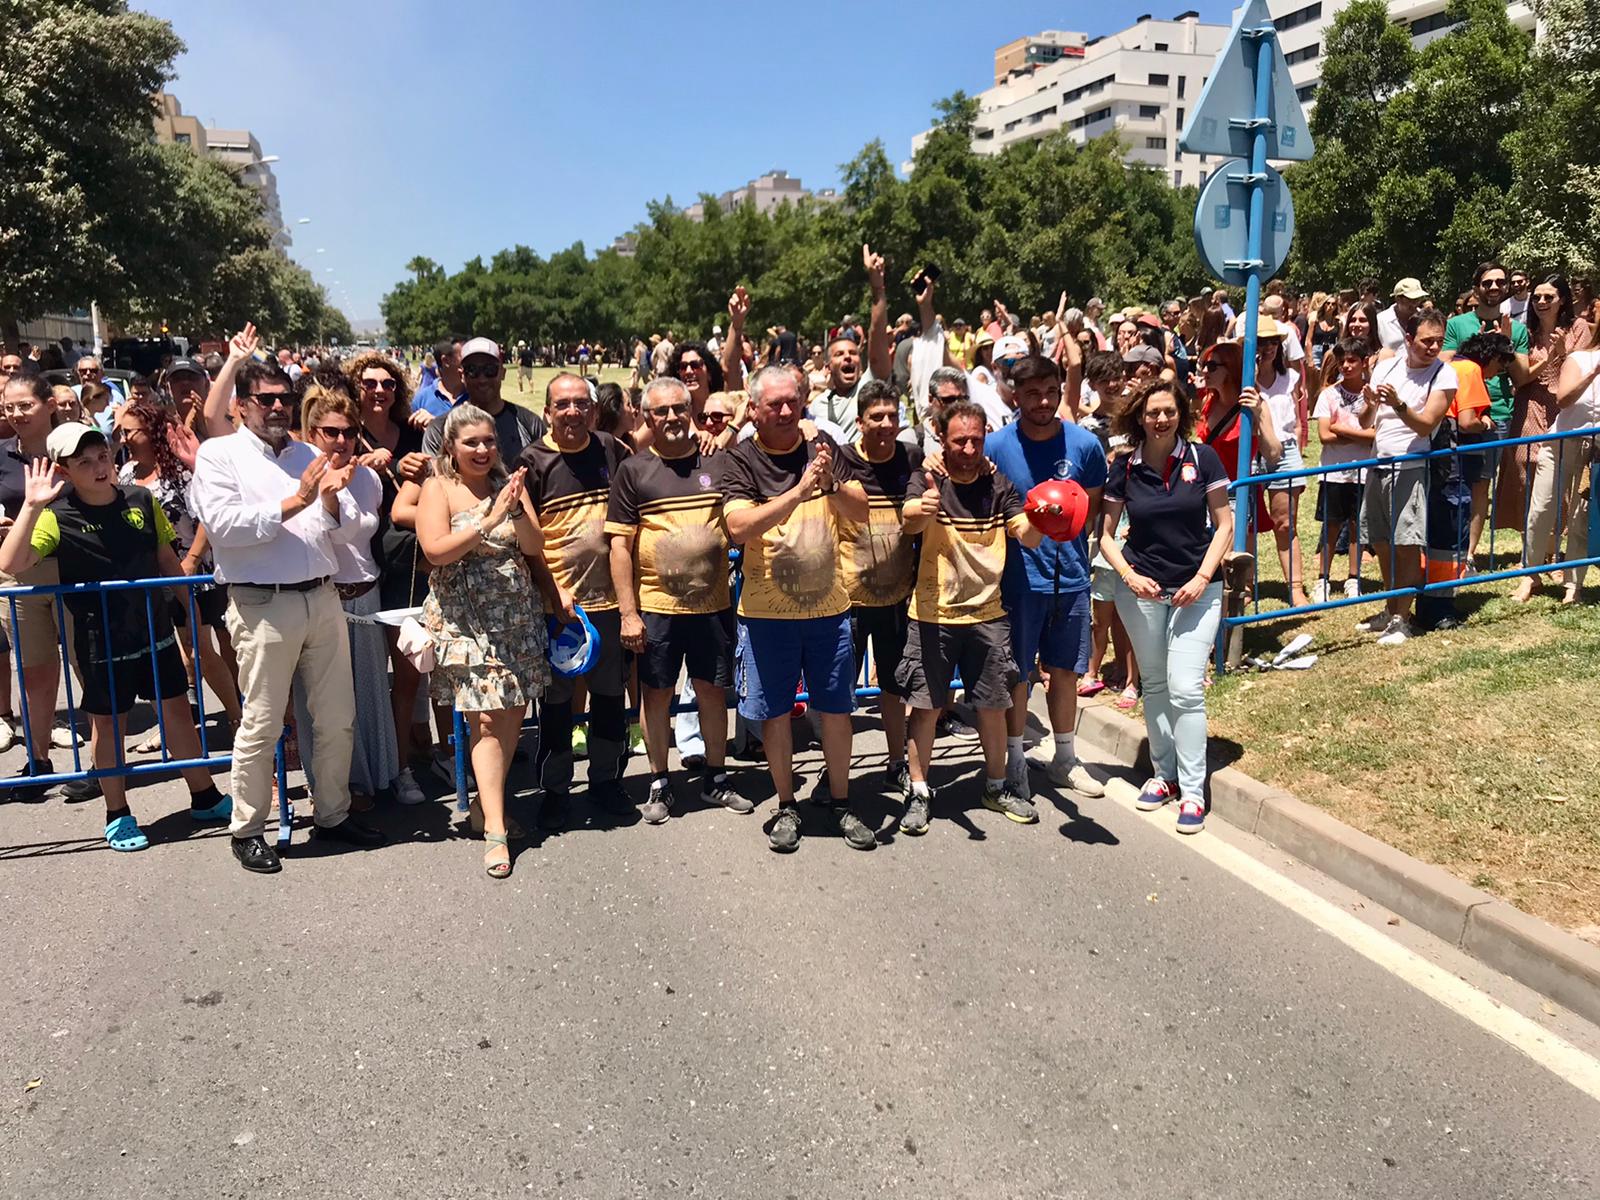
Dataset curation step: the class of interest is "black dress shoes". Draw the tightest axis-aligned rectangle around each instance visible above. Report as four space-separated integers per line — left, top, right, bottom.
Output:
231 835 282 874
311 817 384 846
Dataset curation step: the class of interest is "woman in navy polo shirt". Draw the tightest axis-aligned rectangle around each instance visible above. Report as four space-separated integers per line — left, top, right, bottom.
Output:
1097 379 1233 833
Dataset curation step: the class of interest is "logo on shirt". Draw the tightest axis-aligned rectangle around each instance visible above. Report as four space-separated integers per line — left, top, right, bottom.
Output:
698 473 712 489
1052 459 1075 481
1180 462 1198 484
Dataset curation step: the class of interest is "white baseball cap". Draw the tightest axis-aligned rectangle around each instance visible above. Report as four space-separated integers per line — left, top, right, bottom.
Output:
459 336 501 362
46 422 107 463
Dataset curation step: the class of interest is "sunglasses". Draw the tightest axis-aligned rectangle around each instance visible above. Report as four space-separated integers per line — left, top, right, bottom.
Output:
678 360 706 372
652 402 690 417
360 377 399 392
313 425 355 441
702 412 730 424
1480 277 1508 289
463 364 499 379
247 392 292 408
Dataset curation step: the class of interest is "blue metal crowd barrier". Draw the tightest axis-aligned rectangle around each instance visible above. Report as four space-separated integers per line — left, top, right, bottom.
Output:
1220 424 1600 662
0 574 293 845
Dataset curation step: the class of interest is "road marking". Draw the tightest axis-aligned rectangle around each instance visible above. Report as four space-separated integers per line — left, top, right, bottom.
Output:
1101 778 1600 1105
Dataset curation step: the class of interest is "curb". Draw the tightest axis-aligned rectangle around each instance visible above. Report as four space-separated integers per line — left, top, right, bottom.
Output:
1073 701 1600 1029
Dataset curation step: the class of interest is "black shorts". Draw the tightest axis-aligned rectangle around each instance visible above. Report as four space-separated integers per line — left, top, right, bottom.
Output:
168 585 229 631
1316 480 1362 526
896 618 1020 711
851 603 909 698
77 640 189 716
639 609 735 691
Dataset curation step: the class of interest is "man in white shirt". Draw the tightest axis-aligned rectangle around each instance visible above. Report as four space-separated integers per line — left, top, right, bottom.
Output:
1357 309 1456 647
189 361 381 874
1501 269 1530 323
1376 278 1428 352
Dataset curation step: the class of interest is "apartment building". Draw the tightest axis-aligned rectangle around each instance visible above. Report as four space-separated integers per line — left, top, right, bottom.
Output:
1267 0 1537 106
993 31 1088 85
907 12 1231 189
152 93 289 250
682 171 840 222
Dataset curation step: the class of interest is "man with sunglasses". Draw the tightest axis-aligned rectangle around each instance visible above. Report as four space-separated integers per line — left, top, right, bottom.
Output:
190 362 383 874
72 356 126 407
1502 270 1531 324
1442 262 1531 461
421 337 546 459
607 376 749 824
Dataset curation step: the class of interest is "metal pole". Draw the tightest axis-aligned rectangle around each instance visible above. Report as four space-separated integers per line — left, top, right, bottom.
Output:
1234 21 1274 555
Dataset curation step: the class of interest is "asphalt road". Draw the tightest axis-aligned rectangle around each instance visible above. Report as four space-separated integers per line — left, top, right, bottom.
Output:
2 704 1598 1199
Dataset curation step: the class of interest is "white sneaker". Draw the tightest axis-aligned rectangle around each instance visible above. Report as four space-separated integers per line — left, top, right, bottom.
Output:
51 723 83 749
0 714 14 754
395 767 428 806
1343 577 1362 600
1376 617 1414 646
1310 578 1330 604
1355 610 1389 633
1026 747 1106 797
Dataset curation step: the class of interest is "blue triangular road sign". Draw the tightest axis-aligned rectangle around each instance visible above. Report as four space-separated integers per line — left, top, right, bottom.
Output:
1178 0 1314 161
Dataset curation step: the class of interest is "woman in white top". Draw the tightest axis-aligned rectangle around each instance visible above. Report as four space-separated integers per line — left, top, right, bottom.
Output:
290 384 396 810
1527 330 1600 603
1248 318 1310 608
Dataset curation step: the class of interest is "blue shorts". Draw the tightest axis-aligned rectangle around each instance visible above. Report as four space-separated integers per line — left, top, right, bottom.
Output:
737 613 855 721
1005 586 1091 677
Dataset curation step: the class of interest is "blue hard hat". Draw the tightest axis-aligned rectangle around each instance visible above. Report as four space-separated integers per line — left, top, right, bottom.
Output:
547 605 600 677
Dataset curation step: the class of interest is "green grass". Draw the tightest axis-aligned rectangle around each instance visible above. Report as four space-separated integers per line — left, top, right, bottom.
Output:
1202 432 1600 935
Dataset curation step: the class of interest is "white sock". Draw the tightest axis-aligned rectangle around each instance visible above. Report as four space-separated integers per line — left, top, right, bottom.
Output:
1006 736 1024 771
1053 732 1075 762
986 776 1006 792
911 781 931 798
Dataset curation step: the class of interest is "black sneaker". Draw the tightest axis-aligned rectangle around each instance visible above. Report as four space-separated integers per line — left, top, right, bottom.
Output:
60 777 101 803
589 780 637 817
701 777 754 814
981 781 1039 825
767 805 801 853
538 790 570 830
641 777 674 825
900 792 931 836
887 761 911 799
834 806 877 851
9 757 53 803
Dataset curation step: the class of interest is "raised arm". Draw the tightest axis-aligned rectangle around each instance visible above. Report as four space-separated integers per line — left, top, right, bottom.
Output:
723 286 750 392
203 323 258 439
863 244 892 383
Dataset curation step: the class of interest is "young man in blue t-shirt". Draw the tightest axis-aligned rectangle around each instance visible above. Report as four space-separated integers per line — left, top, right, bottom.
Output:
984 355 1108 799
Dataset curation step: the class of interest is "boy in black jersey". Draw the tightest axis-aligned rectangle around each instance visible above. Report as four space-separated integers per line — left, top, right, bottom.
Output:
0 425 229 852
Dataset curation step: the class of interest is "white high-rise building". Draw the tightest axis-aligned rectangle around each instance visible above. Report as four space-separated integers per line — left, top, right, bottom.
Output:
906 12 1231 189
1266 0 1537 107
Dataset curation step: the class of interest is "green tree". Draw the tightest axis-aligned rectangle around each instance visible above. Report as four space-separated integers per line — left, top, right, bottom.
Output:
0 0 183 343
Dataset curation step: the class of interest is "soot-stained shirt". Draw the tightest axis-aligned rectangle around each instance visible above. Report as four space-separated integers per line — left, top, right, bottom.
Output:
519 431 628 613
836 438 922 608
905 467 1028 625
604 447 731 615
30 485 178 661
720 433 849 620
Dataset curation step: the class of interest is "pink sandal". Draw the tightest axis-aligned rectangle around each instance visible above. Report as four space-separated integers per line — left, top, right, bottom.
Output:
1114 686 1140 711
1077 678 1106 698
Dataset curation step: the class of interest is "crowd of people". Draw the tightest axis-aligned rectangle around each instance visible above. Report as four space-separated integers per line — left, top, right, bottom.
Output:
1 249 1596 874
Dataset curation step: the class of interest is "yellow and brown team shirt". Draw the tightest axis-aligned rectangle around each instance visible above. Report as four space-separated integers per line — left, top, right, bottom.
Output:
519 431 628 612
720 433 849 620
604 447 731 615
905 467 1029 625
835 438 921 609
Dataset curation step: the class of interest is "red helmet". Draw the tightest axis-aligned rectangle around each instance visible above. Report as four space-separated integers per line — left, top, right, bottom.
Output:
1024 478 1089 542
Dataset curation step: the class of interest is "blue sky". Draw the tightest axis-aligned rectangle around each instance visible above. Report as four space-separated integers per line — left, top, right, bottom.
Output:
142 1 1240 322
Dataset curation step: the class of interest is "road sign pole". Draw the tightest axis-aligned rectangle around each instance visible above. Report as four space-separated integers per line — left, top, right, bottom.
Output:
1233 21 1275 558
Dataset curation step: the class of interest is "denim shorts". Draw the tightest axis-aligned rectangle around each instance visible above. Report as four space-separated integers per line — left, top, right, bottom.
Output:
736 613 855 721
1004 585 1092 677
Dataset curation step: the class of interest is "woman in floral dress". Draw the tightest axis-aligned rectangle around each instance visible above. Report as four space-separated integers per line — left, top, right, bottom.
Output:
416 404 549 878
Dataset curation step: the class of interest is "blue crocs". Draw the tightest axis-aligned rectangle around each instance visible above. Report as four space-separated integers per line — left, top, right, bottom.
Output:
105 814 149 852
189 794 233 823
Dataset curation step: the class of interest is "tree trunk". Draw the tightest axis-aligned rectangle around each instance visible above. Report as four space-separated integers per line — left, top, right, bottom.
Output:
1 313 21 351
